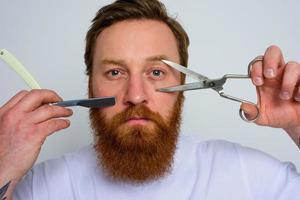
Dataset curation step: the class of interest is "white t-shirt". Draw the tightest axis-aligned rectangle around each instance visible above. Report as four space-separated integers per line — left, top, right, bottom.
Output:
13 134 300 200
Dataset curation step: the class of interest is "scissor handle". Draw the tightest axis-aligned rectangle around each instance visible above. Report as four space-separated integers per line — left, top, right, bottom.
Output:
247 55 264 76
216 56 264 122
218 90 259 122
239 56 264 122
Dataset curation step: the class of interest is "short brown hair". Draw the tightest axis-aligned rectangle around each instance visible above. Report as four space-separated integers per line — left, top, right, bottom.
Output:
84 0 189 76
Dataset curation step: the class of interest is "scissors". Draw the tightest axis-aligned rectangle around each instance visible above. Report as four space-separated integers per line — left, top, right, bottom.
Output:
157 57 264 122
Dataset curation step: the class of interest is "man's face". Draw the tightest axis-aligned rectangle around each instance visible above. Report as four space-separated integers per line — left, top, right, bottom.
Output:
91 19 181 121
89 19 183 183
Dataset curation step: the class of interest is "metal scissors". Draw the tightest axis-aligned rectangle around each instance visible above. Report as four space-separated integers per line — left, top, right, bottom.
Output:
157 57 264 122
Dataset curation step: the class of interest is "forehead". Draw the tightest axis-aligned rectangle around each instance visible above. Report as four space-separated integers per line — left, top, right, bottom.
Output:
93 19 180 65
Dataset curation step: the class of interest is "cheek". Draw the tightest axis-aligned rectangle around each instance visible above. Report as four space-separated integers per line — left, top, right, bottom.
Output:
149 78 181 117
91 78 127 120
96 97 125 121
91 75 126 98
152 92 179 118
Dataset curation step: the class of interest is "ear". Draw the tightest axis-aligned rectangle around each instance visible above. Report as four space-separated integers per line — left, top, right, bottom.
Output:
88 76 94 98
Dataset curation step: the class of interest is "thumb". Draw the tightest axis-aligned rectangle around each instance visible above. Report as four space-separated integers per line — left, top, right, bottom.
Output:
240 103 259 122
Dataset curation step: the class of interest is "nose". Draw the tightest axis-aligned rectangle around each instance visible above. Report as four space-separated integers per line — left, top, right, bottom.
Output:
123 75 148 106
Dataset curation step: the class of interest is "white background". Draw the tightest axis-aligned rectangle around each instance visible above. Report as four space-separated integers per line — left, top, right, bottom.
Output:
1 0 300 168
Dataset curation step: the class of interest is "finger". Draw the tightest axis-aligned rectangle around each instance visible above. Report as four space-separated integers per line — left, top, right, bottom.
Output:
28 105 73 124
36 118 70 139
294 86 300 102
16 89 63 112
0 90 29 112
250 58 264 86
263 45 285 79
240 103 259 121
280 61 300 100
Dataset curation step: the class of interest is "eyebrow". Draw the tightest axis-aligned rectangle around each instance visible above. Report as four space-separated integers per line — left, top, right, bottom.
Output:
145 55 171 62
100 59 127 67
100 55 172 67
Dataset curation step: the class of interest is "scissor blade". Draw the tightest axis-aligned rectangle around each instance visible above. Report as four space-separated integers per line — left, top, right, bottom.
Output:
162 60 208 80
52 97 116 108
157 82 209 92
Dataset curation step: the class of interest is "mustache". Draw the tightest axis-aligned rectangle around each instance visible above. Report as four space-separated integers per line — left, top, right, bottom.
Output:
110 104 169 129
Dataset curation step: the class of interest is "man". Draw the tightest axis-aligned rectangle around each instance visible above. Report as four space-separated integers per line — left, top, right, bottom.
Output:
1 0 300 199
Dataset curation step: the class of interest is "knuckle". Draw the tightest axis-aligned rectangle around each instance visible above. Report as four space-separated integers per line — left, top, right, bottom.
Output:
250 70 258 78
286 61 298 67
47 120 68 133
14 121 25 134
42 121 56 134
265 59 277 67
51 120 60 129
285 61 300 73
282 82 292 88
28 89 43 98
46 89 58 96
42 105 71 118
46 90 61 101
18 90 29 95
63 108 73 116
24 126 38 136
30 89 58 99
252 65 261 74
1 109 17 125
44 105 56 115
58 119 69 129
30 89 41 94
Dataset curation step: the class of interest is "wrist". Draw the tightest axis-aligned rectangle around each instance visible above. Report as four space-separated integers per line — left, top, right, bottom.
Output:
0 163 23 184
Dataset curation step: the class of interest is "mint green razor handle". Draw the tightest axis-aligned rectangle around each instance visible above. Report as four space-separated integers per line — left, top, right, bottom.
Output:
0 49 41 89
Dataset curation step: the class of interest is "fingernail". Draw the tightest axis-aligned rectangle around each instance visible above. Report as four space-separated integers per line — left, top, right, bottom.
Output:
294 96 300 102
254 77 263 85
279 91 290 100
264 68 275 78
67 108 73 114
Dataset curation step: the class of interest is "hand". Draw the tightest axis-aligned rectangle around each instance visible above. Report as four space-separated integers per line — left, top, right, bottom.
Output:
241 45 300 145
0 89 73 183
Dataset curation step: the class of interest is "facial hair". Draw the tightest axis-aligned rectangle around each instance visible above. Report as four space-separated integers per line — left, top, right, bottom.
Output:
89 94 184 183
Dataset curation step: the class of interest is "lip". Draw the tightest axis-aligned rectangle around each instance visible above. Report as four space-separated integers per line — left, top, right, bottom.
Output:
125 117 150 125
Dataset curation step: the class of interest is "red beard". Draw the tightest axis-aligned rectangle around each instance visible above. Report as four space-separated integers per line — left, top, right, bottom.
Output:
89 93 184 183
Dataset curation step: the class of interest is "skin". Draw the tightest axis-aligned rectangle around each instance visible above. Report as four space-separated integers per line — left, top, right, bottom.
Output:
91 20 181 128
241 45 300 145
0 19 299 199
0 90 72 199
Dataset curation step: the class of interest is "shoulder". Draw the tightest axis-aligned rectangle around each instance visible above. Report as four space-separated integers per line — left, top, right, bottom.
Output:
178 134 244 161
179 134 284 164
178 134 298 177
178 135 300 198
13 145 96 199
34 145 95 176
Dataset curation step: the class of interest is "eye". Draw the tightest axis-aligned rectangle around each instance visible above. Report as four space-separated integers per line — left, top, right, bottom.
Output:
105 69 124 80
151 69 165 78
110 70 120 76
152 69 161 76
